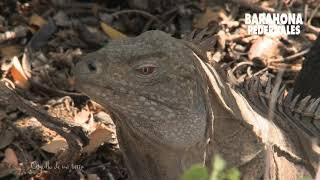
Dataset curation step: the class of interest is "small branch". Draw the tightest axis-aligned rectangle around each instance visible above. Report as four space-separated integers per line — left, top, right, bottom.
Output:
4 117 49 160
304 22 320 34
160 2 201 18
0 80 89 164
307 3 320 25
230 0 275 13
269 48 310 63
0 26 28 43
30 80 87 99
111 9 164 26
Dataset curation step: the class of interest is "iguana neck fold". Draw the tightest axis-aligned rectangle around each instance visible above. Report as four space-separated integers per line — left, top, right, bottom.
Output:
115 114 206 180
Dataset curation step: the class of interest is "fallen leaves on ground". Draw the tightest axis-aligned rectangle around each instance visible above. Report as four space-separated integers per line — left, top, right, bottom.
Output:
193 7 227 29
248 36 281 65
2 148 18 167
101 22 127 39
9 56 30 89
0 129 15 149
41 136 68 154
83 123 114 154
29 14 47 32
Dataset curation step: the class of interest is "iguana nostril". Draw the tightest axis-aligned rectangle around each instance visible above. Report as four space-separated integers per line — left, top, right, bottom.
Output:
87 61 97 72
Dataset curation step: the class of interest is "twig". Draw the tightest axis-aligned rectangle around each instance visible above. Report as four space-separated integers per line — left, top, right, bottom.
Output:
227 61 254 84
142 19 155 32
304 5 309 24
304 4 320 34
30 80 87 99
231 61 254 75
0 80 89 165
230 0 275 13
304 22 320 34
55 2 116 13
307 3 320 25
160 2 201 19
268 48 310 63
0 26 28 43
4 117 49 160
253 67 268 77
111 9 163 26
268 64 301 72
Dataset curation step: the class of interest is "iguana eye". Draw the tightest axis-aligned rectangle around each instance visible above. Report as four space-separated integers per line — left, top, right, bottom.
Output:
136 65 156 75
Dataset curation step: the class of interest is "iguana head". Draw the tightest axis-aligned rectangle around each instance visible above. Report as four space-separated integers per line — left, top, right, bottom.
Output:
74 31 207 149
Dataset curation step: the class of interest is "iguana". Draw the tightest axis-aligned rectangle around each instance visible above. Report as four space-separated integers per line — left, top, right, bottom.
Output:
73 30 319 180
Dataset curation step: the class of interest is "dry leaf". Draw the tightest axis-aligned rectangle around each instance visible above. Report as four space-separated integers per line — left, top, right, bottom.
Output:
21 51 32 78
100 22 126 39
248 36 281 65
28 18 57 50
0 129 15 149
10 56 30 89
83 124 113 153
193 8 225 29
41 136 68 154
74 109 91 124
0 45 22 59
0 163 16 178
87 174 101 180
74 108 95 130
304 33 318 41
2 148 18 167
29 14 47 32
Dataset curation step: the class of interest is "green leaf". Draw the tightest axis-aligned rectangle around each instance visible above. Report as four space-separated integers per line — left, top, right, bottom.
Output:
299 176 313 180
210 155 226 180
225 168 240 180
181 164 208 180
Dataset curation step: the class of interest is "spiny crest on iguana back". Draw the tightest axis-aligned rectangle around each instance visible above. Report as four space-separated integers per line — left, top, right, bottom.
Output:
191 41 319 176
239 73 320 139
188 27 320 140
187 30 319 174
232 71 320 169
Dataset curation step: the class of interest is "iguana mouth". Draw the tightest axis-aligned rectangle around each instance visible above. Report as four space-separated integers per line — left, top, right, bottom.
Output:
75 79 183 112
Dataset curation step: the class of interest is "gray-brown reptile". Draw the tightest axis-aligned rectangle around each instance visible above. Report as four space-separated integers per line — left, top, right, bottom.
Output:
74 30 319 180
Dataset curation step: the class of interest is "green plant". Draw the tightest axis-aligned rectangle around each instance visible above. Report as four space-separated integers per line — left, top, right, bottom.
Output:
299 176 313 180
181 155 240 180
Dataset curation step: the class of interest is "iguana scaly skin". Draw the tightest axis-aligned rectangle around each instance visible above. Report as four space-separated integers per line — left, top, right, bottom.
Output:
74 30 319 180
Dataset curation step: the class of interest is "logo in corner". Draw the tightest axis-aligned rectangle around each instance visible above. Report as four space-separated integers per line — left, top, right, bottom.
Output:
244 13 303 36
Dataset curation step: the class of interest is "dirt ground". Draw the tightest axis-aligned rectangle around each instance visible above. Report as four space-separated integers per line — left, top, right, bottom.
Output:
0 0 319 179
